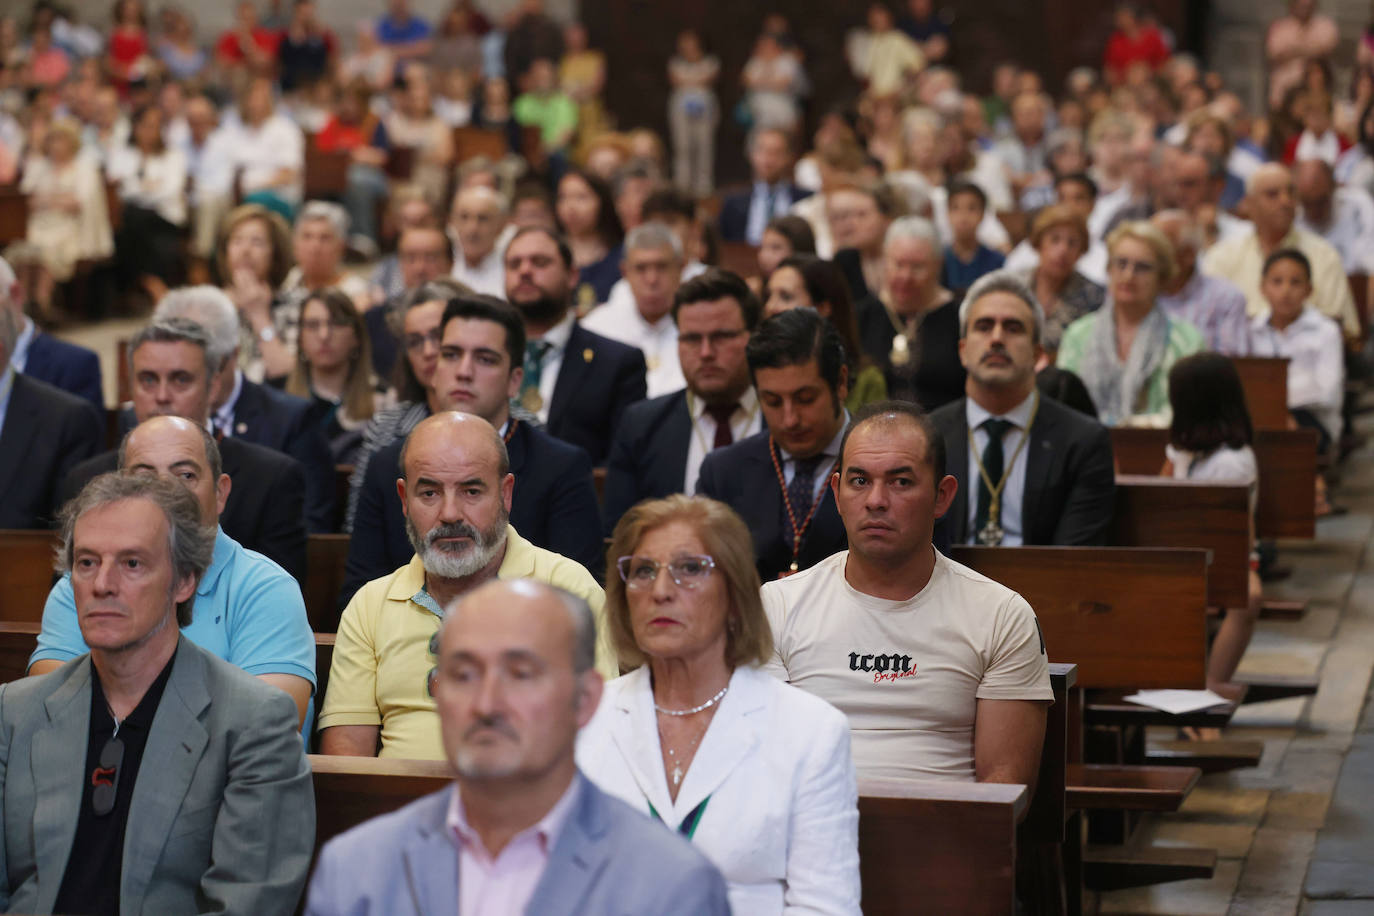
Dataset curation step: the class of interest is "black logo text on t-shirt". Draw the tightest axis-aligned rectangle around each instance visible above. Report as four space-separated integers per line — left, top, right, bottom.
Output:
849 651 917 683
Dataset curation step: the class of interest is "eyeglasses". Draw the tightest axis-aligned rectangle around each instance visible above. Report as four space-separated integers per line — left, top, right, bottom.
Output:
405 328 443 352
91 734 125 816
616 554 716 590
1109 256 1158 277
678 329 747 349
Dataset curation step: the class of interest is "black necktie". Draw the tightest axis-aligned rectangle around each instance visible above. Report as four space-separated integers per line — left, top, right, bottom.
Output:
974 418 1012 537
704 402 739 449
786 454 825 541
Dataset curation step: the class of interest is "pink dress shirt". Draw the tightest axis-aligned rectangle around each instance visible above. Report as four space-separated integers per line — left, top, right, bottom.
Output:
446 778 582 916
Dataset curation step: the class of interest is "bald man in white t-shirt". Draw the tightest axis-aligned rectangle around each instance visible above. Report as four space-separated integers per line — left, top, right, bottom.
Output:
762 401 1052 791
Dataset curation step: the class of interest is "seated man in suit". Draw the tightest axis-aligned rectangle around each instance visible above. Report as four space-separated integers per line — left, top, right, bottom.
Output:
60 319 309 581
365 226 455 384
719 127 811 244
762 400 1053 787
698 307 850 581
503 226 647 465
0 304 103 528
1 472 313 915
307 577 728 916
31 416 317 729
152 286 335 532
930 270 1115 546
603 268 764 533
344 294 604 604
0 256 104 413
320 413 615 759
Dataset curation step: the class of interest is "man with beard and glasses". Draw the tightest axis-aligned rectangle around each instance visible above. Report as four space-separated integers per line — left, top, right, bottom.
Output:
318 412 615 760
503 226 647 465
928 270 1115 546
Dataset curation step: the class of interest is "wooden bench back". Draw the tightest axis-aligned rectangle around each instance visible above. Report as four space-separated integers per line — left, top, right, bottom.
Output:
1110 428 1316 540
716 241 759 279
0 530 59 622
1110 476 1249 609
0 185 28 244
1230 356 1290 429
452 126 508 163
0 621 40 682
952 546 1209 689
304 144 351 200
305 756 1026 916
305 534 350 633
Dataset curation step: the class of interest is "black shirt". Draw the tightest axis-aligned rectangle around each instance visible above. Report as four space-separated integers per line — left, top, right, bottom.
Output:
53 652 177 916
856 294 968 411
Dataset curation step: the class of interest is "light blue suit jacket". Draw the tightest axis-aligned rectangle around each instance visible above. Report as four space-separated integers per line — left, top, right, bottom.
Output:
304 773 732 916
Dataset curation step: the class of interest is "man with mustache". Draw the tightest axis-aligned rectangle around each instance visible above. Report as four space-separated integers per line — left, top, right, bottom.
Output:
929 270 1115 546
319 411 616 760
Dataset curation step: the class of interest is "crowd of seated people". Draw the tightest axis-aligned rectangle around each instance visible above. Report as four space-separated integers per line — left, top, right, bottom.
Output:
0 0 1371 911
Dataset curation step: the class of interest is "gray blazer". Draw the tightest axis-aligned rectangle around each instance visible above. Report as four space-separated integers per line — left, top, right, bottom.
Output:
0 637 316 915
304 773 732 916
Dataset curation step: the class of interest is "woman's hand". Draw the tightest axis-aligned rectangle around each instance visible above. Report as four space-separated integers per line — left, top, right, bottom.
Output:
230 267 273 326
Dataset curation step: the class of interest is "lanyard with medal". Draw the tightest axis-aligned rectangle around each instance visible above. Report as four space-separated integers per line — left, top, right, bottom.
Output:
967 392 1039 546
768 438 838 573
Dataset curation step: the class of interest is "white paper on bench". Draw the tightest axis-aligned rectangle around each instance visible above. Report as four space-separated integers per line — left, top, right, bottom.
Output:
1122 689 1233 715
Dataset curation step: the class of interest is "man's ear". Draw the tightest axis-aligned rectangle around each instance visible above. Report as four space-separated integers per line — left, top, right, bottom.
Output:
574 669 605 727
934 474 958 519
215 473 231 517
500 473 514 513
397 477 408 518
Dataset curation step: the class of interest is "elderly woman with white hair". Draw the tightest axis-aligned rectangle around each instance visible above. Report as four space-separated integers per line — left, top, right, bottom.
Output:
1057 220 1204 426
860 215 966 409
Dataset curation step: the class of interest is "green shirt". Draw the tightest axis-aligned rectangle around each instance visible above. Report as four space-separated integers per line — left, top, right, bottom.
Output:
513 92 579 149
1057 311 1204 425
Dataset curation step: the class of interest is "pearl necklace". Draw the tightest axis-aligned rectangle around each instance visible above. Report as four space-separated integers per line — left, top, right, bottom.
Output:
654 684 729 717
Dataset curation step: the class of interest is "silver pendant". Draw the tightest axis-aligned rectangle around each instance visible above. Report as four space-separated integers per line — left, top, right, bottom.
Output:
889 333 910 367
977 520 1004 546
671 764 682 786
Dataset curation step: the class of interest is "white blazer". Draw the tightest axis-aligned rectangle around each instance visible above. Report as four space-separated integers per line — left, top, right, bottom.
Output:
577 664 861 916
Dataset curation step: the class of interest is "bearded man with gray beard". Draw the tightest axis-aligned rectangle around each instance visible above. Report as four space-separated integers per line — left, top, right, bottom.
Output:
317 412 616 760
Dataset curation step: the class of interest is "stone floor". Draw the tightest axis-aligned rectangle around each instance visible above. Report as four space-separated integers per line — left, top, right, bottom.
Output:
1092 398 1374 916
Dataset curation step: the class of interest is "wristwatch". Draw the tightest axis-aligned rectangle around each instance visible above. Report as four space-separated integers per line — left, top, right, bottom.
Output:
258 325 277 344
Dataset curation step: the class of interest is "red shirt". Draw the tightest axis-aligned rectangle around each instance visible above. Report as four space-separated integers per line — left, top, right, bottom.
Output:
108 27 147 77
1103 27 1170 83
215 27 281 64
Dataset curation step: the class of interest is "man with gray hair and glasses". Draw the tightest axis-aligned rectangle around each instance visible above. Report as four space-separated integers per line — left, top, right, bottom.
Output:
0 472 314 915
929 269 1115 546
306 577 728 915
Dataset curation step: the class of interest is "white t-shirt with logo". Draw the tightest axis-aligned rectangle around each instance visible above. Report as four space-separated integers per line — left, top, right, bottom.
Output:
761 548 1053 781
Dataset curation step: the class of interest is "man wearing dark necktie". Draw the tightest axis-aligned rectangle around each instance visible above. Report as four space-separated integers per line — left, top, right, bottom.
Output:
697 307 851 581
930 270 1115 546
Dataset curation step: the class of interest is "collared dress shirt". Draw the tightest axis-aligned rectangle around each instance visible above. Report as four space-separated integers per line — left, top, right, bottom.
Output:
529 310 575 424
1157 270 1252 355
685 388 763 494
580 297 685 397
1297 187 1374 275
1248 305 1345 442
964 391 1035 545
779 414 849 506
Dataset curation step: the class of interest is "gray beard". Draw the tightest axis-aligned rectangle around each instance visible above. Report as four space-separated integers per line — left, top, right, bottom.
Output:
408 513 509 579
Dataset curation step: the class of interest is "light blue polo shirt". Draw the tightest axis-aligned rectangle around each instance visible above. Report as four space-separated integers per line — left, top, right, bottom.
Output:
31 527 317 730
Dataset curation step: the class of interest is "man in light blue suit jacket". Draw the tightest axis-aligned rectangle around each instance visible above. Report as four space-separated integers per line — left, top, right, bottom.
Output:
305 578 729 916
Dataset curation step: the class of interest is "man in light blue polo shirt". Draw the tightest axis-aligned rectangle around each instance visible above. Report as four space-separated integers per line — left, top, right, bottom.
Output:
28 416 316 730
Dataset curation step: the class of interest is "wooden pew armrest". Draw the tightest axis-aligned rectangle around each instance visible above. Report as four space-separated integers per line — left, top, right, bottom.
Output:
1065 763 1200 811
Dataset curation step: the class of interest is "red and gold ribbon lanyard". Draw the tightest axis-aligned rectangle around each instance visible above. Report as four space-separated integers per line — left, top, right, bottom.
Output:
768 437 839 573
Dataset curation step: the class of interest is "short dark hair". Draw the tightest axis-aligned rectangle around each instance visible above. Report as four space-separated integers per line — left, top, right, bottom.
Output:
557 168 624 248
671 268 763 330
641 187 696 223
1262 247 1312 283
746 307 847 398
839 399 946 480
946 179 988 211
774 255 872 373
763 214 817 257
1168 352 1253 454
440 293 526 369
1056 171 1099 201
507 225 573 269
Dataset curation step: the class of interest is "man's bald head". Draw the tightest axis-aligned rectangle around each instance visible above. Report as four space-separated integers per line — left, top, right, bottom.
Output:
119 415 228 525
398 411 510 484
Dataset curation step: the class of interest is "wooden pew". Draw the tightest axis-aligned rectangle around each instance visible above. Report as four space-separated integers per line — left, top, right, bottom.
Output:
0 185 28 244
452 125 508 163
1110 476 1250 610
1230 356 1290 430
1110 428 1318 541
315 632 334 723
0 621 40 683
304 143 351 200
0 530 59 623
717 241 759 279
306 534 350 633
307 755 1028 916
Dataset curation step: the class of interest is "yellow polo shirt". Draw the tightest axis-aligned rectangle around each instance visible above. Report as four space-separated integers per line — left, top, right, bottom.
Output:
318 526 614 760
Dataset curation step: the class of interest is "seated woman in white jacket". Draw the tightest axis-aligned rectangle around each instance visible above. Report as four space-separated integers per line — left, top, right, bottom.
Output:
577 495 861 916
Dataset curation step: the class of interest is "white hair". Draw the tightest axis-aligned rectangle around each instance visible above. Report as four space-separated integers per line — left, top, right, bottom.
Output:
153 286 241 368
454 184 510 216
624 221 684 260
296 200 350 238
883 215 941 253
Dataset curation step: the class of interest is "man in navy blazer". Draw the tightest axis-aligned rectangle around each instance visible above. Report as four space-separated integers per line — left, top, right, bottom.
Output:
152 287 336 532
304 578 729 916
929 270 1115 546
0 256 104 413
603 269 765 533
342 293 602 605
697 308 851 582
0 307 103 528
718 128 812 244
504 226 647 465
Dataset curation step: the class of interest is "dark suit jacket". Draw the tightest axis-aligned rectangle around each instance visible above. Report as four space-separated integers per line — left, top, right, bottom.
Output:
60 437 308 582
546 322 647 465
697 431 847 582
602 389 691 535
930 394 1116 546
365 299 401 385
0 638 314 915
856 295 967 411
833 247 870 302
23 332 104 415
0 374 102 529
342 419 604 606
718 183 812 242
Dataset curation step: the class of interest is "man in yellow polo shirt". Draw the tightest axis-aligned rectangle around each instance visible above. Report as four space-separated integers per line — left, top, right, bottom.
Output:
318 411 614 759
